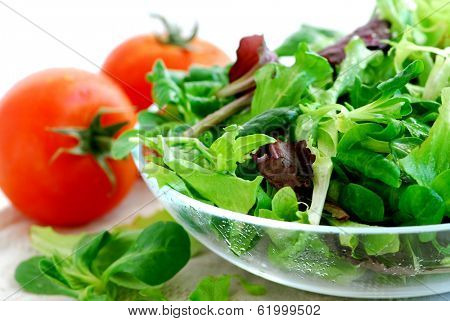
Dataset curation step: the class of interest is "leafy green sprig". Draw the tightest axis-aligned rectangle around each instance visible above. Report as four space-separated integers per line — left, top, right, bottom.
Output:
15 212 266 301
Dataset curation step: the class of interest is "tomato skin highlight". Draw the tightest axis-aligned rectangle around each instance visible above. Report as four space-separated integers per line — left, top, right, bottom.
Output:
102 34 230 111
0 68 137 226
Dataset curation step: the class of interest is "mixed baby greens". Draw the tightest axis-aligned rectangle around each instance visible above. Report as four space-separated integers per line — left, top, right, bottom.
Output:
15 210 266 300
115 0 449 228
111 0 450 279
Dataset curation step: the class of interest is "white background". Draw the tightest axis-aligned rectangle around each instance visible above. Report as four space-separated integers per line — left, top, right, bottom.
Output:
0 301 448 320
0 0 375 95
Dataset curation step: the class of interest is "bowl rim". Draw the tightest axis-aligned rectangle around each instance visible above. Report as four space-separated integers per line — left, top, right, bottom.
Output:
132 133 450 236
143 176 450 235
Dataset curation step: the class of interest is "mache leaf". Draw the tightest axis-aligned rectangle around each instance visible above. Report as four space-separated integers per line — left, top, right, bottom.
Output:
15 256 78 298
338 183 385 223
103 222 190 287
377 60 424 95
189 275 231 301
398 185 446 225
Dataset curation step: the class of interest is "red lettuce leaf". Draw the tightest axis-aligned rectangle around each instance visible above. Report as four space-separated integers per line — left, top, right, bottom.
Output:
254 140 316 190
319 19 390 65
229 35 277 82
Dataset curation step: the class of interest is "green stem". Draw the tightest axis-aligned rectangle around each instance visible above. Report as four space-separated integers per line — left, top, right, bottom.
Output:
360 138 391 153
216 65 259 98
216 76 255 98
183 92 253 137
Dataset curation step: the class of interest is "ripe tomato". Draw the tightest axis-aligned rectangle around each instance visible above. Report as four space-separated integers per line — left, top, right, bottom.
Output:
102 16 230 111
0 68 137 226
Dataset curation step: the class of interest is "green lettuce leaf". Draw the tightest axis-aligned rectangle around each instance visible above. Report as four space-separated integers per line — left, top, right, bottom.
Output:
30 226 86 258
322 37 376 104
377 0 450 47
168 159 263 213
143 162 194 197
423 54 450 100
400 87 450 186
276 24 342 56
210 125 275 173
328 218 400 256
271 186 299 221
251 43 332 116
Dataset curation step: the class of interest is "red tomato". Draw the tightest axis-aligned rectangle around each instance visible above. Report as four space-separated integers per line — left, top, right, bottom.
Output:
0 68 137 226
102 18 230 111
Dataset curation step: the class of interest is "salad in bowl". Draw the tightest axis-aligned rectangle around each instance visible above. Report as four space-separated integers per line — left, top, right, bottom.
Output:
114 0 450 298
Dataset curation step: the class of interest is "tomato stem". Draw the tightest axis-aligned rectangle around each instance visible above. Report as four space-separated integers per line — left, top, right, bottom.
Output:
151 14 198 48
49 107 129 189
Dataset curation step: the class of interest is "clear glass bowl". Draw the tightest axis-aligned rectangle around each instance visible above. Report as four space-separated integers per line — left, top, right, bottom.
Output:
133 146 450 299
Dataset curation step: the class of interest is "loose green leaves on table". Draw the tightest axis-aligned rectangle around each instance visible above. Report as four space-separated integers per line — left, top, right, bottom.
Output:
16 220 191 300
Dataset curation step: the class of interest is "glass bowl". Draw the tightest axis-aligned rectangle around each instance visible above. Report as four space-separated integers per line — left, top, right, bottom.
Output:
132 145 450 299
